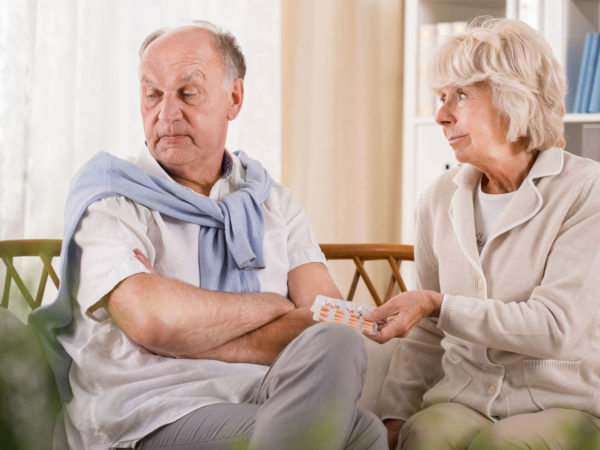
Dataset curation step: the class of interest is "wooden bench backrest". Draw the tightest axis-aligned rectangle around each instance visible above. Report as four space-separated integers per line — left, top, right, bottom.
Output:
0 239 62 310
320 243 414 306
0 240 414 310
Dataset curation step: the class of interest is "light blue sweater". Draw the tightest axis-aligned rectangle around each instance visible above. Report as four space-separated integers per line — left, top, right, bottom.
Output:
29 150 273 400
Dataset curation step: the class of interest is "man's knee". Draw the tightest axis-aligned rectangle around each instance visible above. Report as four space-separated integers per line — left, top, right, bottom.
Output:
300 321 365 354
283 322 368 393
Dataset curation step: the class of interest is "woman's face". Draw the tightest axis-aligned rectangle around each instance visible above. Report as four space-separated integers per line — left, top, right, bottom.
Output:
435 82 508 168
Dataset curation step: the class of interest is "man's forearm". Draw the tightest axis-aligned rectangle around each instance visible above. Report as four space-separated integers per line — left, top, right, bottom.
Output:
108 273 294 357
195 306 316 365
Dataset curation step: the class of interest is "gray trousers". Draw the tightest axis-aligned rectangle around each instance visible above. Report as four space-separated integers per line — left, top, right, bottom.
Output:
137 322 387 450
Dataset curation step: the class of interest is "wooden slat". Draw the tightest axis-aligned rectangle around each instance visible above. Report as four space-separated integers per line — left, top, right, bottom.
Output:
347 270 361 301
321 243 414 305
2 264 11 308
0 239 62 258
1 255 37 309
39 252 60 288
35 269 50 308
352 256 383 306
388 256 408 292
320 243 414 261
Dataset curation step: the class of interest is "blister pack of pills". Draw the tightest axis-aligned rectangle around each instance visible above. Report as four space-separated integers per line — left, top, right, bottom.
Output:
310 295 378 335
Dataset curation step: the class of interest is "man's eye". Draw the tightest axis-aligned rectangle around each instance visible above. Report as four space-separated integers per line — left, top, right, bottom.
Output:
145 92 160 100
181 91 197 98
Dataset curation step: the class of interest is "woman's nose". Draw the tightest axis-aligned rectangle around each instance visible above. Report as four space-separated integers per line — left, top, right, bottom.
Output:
435 101 456 126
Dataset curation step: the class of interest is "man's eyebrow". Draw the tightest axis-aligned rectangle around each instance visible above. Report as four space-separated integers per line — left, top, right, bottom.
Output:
181 70 206 83
140 76 157 86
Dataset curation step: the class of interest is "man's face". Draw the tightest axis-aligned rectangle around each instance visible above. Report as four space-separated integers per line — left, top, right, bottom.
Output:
139 28 243 176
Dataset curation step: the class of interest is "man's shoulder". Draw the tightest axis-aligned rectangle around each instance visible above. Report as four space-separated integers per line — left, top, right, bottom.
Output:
263 181 303 215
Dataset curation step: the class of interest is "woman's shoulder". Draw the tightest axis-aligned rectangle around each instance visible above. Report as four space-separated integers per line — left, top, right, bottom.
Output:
558 151 600 195
419 166 463 206
561 150 600 179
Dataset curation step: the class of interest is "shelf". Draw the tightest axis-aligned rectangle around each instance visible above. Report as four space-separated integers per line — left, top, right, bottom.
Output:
564 113 600 123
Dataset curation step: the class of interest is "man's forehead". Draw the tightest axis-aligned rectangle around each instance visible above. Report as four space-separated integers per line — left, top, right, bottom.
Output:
143 27 218 59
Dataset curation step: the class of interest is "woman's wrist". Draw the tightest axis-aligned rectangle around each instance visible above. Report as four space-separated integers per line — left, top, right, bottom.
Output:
426 290 444 317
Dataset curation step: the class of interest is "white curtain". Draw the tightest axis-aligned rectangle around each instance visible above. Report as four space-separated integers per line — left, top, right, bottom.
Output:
0 0 281 240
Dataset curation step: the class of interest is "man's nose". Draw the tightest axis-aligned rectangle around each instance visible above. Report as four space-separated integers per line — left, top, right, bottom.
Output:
158 94 183 122
435 102 456 126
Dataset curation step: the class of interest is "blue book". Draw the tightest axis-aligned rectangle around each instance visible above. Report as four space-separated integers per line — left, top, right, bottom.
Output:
573 33 600 113
588 40 600 113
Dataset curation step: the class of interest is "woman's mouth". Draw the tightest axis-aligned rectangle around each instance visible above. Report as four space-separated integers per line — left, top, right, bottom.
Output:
447 134 467 145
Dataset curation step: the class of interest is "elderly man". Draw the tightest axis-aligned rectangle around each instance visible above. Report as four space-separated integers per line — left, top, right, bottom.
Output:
30 22 386 450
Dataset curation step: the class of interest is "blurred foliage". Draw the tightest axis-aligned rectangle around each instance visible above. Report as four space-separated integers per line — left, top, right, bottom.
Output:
0 309 61 450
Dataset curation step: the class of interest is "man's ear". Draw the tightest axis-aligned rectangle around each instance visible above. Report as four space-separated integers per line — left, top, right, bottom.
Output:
227 79 244 121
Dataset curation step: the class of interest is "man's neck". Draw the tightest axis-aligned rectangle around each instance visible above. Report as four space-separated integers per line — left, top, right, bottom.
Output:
161 152 225 196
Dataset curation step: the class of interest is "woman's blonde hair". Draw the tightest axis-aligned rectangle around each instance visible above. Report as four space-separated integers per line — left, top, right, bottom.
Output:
428 16 566 151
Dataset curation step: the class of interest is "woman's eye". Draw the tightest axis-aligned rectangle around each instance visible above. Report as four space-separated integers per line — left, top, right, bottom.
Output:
439 96 446 104
458 91 467 100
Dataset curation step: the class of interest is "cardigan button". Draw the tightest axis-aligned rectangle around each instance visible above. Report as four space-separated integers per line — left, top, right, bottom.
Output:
477 278 485 291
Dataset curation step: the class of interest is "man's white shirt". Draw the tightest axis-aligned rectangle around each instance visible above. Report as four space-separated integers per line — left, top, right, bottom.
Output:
58 148 326 449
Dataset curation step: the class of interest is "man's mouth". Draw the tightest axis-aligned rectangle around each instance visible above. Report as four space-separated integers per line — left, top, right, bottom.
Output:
159 135 188 143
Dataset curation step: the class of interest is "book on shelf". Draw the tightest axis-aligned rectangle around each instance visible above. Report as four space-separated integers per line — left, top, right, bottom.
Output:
416 21 468 117
588 41 600 113
572 33 600 113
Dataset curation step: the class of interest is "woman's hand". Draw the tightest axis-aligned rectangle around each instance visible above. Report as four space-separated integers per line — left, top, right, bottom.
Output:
363 290 443 343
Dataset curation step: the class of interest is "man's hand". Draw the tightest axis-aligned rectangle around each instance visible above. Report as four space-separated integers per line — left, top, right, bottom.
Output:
384 419 405 450
134 248 156 274
194 261 343 365
363 290 443 343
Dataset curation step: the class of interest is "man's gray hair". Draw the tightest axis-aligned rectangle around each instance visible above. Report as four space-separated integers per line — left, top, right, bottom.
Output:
139 20 246 83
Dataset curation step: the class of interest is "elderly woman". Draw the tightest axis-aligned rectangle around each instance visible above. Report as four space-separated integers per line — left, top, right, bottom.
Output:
364 17 600 449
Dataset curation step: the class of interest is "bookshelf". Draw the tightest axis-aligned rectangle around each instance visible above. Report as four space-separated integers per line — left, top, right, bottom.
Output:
401 0 600 251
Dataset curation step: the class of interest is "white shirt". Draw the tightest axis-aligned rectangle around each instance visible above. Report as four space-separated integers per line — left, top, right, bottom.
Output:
57 149 326 449
473 178 515 253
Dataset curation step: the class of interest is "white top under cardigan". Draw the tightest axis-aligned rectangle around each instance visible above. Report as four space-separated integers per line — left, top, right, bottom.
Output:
58 148 326 449
473 179 515 253
379 147 600 422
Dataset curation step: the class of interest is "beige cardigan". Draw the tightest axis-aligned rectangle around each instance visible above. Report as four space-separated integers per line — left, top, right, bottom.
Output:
380 148 600 421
